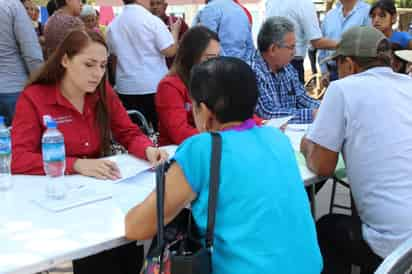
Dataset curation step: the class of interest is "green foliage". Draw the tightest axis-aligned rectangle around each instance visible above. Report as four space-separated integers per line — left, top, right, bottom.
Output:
365 0 412 8
398 0 412 8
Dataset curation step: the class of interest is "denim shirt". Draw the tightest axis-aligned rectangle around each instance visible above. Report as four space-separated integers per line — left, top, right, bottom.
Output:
0 0 43 95
193 0 255 61
318 0 371 73
248 50 320 124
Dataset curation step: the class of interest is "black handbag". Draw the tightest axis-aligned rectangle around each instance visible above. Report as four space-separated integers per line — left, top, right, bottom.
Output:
142 132 222 274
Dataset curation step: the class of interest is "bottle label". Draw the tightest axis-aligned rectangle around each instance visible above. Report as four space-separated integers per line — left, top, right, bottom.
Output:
42 142 65 162
0 136 11 155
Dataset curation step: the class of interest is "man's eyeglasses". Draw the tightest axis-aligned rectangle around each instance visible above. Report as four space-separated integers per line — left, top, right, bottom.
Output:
281 44 296 51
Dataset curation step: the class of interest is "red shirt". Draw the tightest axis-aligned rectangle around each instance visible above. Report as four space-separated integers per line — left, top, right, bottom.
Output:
155 75 197 146
11 83 153 175
155 74 265 146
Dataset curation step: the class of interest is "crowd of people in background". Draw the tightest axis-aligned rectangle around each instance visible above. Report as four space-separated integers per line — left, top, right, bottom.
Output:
1 0 412 273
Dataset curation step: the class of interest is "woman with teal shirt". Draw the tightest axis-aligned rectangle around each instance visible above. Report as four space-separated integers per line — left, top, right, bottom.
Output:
125 57 322 273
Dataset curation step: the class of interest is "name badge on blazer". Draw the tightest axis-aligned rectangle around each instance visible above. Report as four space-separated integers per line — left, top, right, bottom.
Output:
184 102 192 112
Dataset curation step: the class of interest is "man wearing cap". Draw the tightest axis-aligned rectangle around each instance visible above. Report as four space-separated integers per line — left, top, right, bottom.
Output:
301 26 412 273
393 50 412 76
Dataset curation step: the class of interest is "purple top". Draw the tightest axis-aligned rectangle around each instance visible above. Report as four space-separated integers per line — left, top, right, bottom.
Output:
222 118 256 132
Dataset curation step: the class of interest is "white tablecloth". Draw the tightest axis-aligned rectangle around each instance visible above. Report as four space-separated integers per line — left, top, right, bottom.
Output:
0 136 321 274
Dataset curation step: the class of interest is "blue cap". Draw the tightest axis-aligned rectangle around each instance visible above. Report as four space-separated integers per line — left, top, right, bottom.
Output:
46 120 57 128
0 116 4 124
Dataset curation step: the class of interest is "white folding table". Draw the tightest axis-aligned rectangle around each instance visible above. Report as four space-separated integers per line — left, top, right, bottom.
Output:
0 136 324 274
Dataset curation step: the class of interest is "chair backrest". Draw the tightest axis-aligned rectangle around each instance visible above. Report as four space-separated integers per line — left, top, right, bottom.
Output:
126 109 157 145
375 236 412 274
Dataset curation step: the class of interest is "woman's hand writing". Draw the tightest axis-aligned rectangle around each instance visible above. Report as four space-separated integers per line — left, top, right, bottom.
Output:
145 147 169 166
73 159 121 180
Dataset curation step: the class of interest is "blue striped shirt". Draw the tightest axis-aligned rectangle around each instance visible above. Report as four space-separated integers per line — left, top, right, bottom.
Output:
248 50 320 124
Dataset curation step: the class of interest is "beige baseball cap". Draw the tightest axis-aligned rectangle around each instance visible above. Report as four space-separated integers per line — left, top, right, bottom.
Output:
321 26 387 64
394 50 412 63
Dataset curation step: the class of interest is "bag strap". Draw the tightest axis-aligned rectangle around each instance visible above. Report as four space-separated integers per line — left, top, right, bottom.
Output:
205 132 222 249
155 132 222 252
155 161 168 252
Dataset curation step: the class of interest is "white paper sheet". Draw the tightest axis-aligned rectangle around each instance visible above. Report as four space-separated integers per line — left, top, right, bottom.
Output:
32 187 112 212
106 154 152 184
286 124 310 132
265 116 294 128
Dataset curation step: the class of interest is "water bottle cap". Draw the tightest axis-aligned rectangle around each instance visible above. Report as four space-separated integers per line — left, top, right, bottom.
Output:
46 120 57 128
0 116 4 124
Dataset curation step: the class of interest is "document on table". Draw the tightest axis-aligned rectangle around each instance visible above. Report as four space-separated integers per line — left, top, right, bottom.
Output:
106 154 152 184
32 187 112 212
284 124 311 151
266 116 294 128
286 124 310 132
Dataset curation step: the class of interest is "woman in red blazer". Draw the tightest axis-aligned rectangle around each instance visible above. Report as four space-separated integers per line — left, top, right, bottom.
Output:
155 26 220 145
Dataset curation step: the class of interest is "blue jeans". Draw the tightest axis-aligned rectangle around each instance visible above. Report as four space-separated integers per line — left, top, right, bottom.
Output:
0 92 20 126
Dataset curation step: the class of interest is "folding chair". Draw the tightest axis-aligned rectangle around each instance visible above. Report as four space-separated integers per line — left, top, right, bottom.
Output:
126 109 158 145
110 109 158 155
329 176 353 214
304 73 326 100
375 236 412 274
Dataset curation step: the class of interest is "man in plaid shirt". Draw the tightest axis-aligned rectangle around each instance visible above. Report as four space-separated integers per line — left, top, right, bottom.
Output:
248 16 319 124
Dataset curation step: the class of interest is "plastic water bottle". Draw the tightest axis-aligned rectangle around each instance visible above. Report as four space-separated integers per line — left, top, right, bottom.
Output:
42 119 66 199
0 116 12 191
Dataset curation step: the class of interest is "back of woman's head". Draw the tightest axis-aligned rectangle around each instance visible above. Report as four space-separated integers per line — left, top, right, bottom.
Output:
27 29 107 87
190 57 258 123
171 26 219 86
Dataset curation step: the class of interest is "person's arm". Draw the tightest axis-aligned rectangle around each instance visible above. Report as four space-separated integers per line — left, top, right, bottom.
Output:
311 38 337 50
408 39 412 50
125 162 196 240
300 82 345 176
13 1 43 73
155 80 198 144
301 0 337 51
300 137 338 176
254 69 315 123
157 18 180 57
